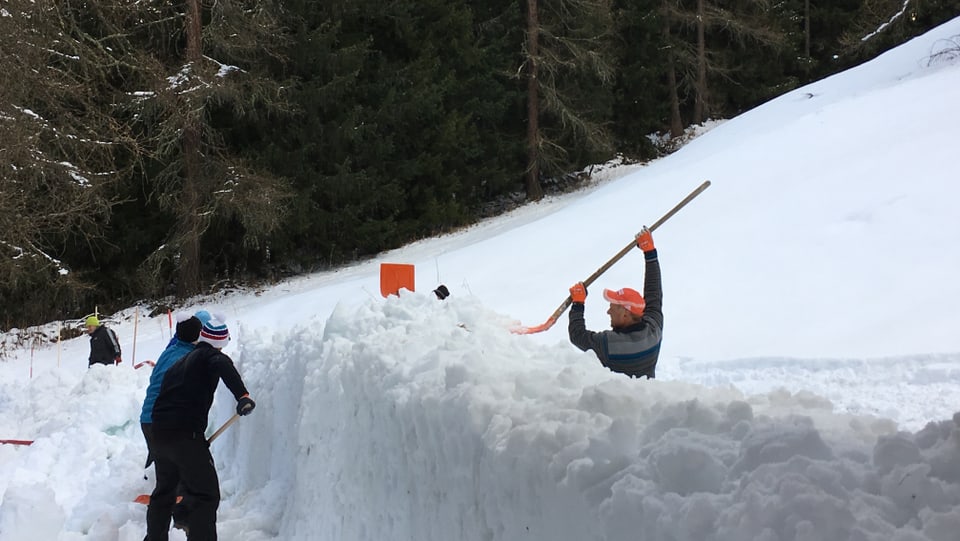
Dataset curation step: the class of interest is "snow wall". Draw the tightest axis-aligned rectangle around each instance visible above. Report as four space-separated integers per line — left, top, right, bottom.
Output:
209 293 960 541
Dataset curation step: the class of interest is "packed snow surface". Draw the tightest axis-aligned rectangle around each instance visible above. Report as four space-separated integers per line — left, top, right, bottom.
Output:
2 16 960 541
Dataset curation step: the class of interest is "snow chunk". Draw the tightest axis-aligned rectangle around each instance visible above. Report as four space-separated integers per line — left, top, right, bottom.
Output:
0 484 66 541
167 64 192 89
217 64 240 78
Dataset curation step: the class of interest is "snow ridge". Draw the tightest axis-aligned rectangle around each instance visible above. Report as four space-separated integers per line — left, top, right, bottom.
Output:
213 294 960 541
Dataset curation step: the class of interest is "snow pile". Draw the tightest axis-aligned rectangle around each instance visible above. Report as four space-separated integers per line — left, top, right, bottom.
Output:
215 293 960 541
0 366 155 541
1 293 959 541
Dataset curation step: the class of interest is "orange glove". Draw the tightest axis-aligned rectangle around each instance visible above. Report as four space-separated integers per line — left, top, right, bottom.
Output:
635 226 655 253
569 282 587 304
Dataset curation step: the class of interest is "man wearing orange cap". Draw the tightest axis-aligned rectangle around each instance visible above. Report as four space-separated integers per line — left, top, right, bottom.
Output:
568 226 662 379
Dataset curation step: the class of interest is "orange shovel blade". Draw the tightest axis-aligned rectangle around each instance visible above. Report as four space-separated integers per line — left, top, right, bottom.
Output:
509 316 558 335
134 494 183 505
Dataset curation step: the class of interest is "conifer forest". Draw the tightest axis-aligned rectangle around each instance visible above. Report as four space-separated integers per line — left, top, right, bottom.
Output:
0 0 956 326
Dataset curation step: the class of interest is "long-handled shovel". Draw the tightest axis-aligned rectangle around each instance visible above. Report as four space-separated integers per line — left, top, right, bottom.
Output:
134 414 241 505
512 180 711 335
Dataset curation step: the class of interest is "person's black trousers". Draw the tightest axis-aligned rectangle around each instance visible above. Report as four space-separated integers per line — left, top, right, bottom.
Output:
145 430 220 541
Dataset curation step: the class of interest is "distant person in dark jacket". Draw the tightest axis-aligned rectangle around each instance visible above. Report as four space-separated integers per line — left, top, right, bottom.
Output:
568 226 663 379
145 315 255 541
85 315 121 367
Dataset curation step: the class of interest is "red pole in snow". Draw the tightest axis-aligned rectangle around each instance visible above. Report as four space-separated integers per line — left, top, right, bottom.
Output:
0 439 33 446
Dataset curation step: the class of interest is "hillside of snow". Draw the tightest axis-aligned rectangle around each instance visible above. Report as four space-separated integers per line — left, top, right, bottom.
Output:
1 16 960 541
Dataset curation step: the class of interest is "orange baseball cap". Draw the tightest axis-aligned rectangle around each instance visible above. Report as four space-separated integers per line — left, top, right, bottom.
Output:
602 287 645 316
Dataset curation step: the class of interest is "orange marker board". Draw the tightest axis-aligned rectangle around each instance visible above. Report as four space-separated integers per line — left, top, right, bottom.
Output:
380 263 415 297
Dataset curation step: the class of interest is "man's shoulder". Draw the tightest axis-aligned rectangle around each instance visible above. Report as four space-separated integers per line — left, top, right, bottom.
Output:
209 350 234 365
189 344 233 364
91 326 109 338
158 342 194 363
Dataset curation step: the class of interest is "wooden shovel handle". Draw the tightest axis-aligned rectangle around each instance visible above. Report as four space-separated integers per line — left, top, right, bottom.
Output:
208 413 240 443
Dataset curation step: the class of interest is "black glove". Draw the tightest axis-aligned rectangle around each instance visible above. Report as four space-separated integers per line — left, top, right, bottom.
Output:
236 395 256 416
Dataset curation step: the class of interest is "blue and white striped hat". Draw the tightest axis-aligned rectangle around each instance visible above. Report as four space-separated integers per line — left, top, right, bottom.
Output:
199 315 230 349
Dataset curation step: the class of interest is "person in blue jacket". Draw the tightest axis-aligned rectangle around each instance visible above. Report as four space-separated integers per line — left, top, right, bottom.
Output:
141 311 210 460
139 311 209 532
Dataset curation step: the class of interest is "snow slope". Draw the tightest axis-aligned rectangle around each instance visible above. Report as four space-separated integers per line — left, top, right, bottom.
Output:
1 16 960 541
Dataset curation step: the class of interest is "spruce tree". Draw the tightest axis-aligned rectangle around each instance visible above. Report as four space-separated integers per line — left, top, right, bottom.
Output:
521 0 617 200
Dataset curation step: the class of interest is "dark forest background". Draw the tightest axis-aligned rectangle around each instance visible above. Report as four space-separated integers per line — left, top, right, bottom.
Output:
0 0 957 327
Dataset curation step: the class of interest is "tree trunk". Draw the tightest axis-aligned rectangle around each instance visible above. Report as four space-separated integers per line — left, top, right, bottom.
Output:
185 0 201 62
804 0 811 60
525 0 543 201
178 0 204 297
663 17 683 137
694 0 707 124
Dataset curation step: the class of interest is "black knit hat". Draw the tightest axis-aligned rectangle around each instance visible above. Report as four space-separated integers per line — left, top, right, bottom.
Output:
433 284 450 300
175 316 203 343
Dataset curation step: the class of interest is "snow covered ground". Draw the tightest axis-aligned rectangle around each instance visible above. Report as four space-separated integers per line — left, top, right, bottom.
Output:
2 16 960 541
